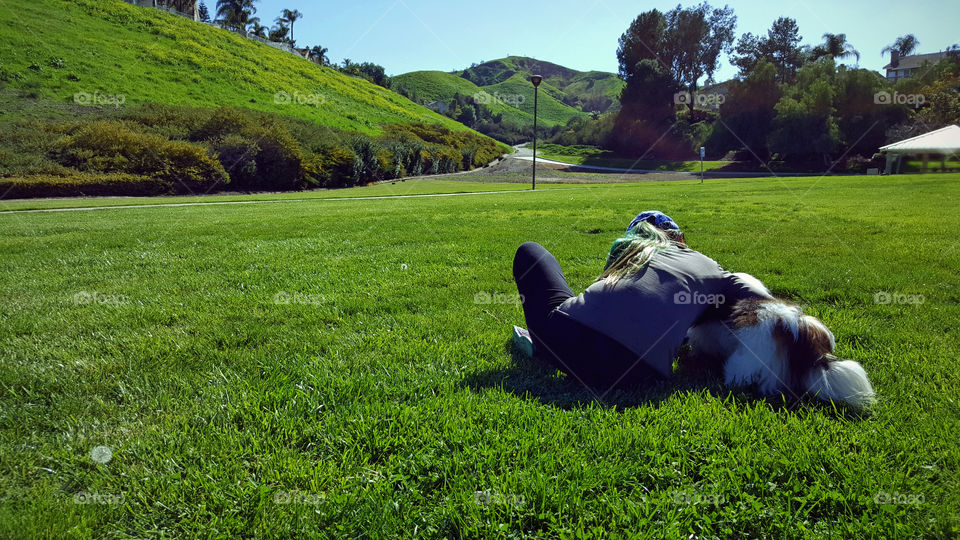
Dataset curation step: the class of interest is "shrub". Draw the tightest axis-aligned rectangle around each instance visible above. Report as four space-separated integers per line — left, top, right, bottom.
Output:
351 136 381 184
210 124 307 191
190 106 255 141
53 121 229 192
0 173 174 199
312 145 355 188
213 134 259 187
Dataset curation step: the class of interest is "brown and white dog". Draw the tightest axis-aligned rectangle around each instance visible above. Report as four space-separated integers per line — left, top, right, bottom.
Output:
686 273 876 409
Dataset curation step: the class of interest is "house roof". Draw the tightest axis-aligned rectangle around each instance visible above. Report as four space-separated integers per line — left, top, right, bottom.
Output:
879 125 960 154
700 80 732 94
883 52 948 71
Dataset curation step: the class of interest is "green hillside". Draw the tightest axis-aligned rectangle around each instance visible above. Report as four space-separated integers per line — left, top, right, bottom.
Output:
392 56 625 142
0 0 473 135
0 0 509 197
390 71 485 104
461 56 623 113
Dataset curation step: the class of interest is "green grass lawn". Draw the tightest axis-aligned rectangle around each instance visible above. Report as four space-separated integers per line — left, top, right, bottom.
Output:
539 153 732 172
536 144 732 172
0 179 588 213
2 174 959 537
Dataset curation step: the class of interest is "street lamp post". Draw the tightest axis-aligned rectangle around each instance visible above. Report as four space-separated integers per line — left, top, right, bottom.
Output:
530 75 543 190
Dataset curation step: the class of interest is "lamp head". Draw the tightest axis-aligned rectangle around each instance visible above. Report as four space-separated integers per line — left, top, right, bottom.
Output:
530 75 543 87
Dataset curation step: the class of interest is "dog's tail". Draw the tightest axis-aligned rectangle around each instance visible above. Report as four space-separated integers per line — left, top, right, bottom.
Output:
804 355 876 409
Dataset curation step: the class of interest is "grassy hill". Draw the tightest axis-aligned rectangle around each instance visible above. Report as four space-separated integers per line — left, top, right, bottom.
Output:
0 0 509 196
461 56 623 113
393 56 625 133
0 0 474 135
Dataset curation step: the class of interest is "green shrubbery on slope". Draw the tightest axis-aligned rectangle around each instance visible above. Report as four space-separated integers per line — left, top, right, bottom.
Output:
0 103 506 198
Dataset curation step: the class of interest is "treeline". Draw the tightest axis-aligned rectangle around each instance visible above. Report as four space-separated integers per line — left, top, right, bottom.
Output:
0 105 503 198
550 6 960 166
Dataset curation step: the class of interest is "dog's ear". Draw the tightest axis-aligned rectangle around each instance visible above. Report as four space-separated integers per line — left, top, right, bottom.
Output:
783 315 836 389
804 355 876 410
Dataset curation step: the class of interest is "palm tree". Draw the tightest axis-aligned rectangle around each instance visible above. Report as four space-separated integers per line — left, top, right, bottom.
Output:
269 22 290 43
279 9 303 44
309 45 329 66
247 17 267 38
811 33 860 64
882 34 920 58
215 0 257 31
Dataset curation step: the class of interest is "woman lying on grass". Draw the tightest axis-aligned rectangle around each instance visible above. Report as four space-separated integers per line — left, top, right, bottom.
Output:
512 211 875 409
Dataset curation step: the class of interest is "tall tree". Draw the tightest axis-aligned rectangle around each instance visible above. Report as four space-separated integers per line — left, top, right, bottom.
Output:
881 34 920 58
616 4 736 127
707 59 781 159
279 9 303 44
269 21 290 42
614 10 676 155
215 0 257 31
664 2 737 119
732 17 804 83
247 17 267 38
811 33 860 64
309 45 329 66
198 1 210 22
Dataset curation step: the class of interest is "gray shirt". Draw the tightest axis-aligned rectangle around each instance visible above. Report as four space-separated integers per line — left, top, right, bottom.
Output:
557 247 770 377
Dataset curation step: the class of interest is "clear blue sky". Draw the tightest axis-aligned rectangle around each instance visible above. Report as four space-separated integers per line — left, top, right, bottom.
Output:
246 0 960 80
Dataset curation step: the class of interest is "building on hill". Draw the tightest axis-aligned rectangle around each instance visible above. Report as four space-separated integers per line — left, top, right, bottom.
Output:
124 0 199 21
883 51 948 82
426 101 450 114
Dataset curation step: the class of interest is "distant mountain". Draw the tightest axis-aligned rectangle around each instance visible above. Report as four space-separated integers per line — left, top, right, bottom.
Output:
392 57 624 136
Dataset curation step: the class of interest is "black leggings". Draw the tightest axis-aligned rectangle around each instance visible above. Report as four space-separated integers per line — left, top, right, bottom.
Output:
512 242 660 390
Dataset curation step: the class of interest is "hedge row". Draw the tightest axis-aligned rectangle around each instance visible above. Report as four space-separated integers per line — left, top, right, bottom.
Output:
0 104 508 198
0 173 175 198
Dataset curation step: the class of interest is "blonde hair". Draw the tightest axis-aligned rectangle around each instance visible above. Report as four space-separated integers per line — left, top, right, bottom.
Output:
600 221 685 285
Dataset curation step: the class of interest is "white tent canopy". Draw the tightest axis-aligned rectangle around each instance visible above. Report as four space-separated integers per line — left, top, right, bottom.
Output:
880 125 960 173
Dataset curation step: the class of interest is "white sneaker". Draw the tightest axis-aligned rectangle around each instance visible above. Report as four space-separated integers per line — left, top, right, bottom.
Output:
512 325 534 357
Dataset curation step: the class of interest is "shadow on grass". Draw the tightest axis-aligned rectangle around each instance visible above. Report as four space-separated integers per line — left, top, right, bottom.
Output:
461 340 870 418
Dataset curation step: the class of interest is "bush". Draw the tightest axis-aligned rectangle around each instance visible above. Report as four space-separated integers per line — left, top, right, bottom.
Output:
351 136 381 183
0 173 174 199
2 101 507 197
310 145 355 188
190 106 254 141
54 121 228 192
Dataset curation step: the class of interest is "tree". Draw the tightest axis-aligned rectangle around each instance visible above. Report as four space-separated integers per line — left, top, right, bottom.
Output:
882 34 920 58
663 2 737 119
278 9 303 44
614 4 736 154
733 17 804 83
810 33 860 64
768 59 841 163
269 21 290 42
338 60 389 87
457 105 476 127
198 1 211 22
707 59 780 159
309 45 330 66
215 0 257 31
247 17 267 38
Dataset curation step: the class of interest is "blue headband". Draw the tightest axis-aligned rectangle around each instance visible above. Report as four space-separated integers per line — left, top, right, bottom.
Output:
627 211 680 232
